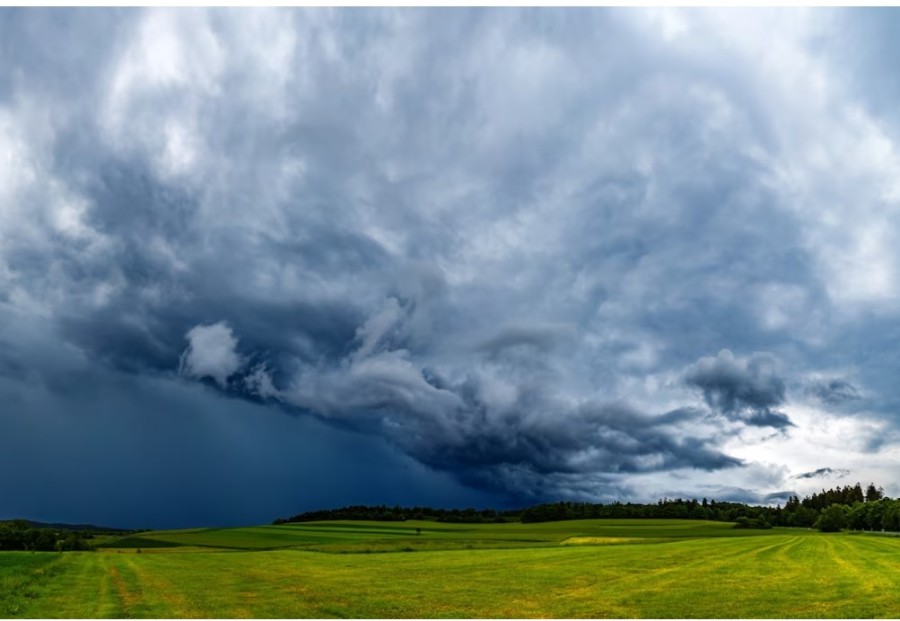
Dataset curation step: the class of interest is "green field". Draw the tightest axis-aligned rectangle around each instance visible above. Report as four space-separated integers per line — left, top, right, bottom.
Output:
3 519 900 618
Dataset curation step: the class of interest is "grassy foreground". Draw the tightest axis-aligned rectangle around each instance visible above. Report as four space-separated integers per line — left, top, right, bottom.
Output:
3 520 900 618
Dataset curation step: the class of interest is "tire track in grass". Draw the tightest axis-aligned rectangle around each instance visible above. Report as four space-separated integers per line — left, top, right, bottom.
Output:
92 555 123 619
108 554 169 618
56 553 117 618
8 553 115 619
108 563 139 618
121 554 199 618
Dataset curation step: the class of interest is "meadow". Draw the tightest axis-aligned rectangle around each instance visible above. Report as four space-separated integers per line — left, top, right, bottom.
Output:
3 519 900 618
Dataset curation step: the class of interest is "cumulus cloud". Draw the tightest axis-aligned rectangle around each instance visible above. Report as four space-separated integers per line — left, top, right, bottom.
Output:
179 322 242 388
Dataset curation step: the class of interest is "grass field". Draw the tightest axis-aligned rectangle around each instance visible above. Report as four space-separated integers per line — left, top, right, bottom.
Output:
4 519 900 618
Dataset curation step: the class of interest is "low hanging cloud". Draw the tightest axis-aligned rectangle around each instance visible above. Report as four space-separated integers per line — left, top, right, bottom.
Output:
683 350 793 429
178 322 242 388
794 467 851 480
179 302 744 500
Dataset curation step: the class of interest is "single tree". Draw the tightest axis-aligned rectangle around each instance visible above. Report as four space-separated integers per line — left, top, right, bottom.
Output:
815 504 848 532
866 483 884 502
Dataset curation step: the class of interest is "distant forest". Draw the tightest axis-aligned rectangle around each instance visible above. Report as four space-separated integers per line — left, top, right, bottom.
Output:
275 482 900 533
0 520 93 551
0 520 135 552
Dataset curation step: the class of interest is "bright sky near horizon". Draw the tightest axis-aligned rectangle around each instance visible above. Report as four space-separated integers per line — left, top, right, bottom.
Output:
3 8 900 528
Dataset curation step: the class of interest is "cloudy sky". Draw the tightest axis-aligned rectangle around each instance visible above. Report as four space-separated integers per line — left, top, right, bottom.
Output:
3 7 900 528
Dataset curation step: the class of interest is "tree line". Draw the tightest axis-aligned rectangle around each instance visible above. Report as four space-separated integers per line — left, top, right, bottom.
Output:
0 520 93 551
274 482 898 533
519 483 894 531
814 497 900 532
274 504 521 524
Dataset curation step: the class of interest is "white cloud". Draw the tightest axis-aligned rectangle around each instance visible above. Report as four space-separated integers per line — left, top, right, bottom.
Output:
722 402 900 498
179 322 242 388
244 364 279 400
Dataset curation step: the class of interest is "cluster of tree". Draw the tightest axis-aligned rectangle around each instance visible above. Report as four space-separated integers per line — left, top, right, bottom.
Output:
780 483 884 528
733 516 772 530
274 505 520 524
789 482 883 511
0 520 92 551
811 498 900 532
518 498 781 524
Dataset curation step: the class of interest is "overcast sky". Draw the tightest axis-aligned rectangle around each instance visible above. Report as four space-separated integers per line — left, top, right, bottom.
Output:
3 8 900 528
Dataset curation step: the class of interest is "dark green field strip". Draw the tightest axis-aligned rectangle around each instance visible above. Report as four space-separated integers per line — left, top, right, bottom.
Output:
283 520 479 532
266 525 428 537
99 519 808 553
96 536 186 549
139 528 208 536
131 526 405 550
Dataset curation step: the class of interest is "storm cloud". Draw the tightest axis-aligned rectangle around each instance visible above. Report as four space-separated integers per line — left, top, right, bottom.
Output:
683 350 793 429
4 8 900 524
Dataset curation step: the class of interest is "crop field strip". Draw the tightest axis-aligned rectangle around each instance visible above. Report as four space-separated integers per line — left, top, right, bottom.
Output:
5 520 900 618
105 519 750 552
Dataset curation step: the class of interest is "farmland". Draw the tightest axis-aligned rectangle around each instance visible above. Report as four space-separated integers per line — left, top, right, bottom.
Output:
3 520 900 618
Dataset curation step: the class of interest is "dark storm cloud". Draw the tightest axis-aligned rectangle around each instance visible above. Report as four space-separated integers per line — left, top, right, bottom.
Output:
794 467 850 480
0 7 759 500
226 310 744 499
684 350 793 429
6 7 900 518
0 310 500 527
391 398 742 498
